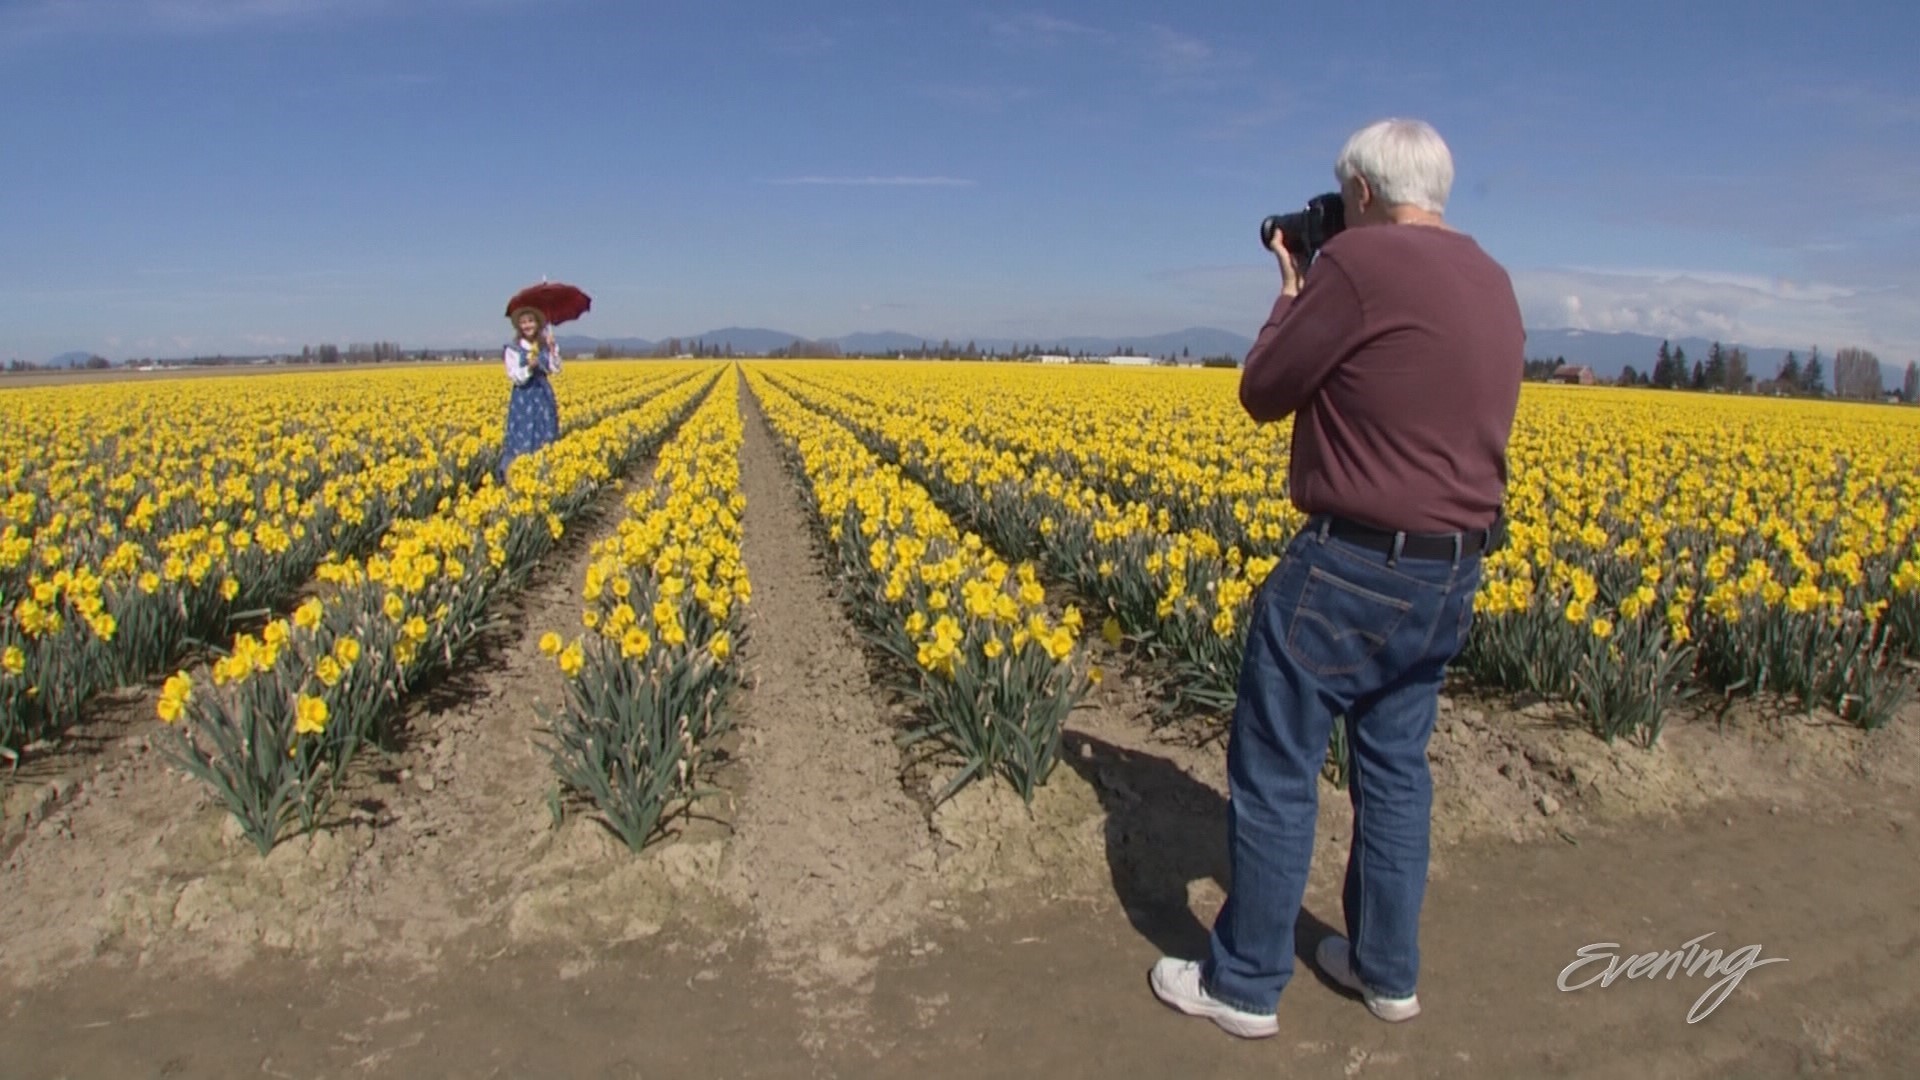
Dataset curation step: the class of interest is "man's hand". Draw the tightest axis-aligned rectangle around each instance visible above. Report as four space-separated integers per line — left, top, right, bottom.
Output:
1267 234 1302 297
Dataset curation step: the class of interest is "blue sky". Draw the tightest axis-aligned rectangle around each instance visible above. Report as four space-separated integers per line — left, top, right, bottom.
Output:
2 0 1917 362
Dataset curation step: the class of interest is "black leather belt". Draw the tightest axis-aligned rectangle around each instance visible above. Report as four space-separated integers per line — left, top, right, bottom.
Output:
1317 513 1503 561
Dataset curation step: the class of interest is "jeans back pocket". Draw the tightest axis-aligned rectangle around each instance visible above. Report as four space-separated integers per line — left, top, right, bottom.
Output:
1284 566 1415 679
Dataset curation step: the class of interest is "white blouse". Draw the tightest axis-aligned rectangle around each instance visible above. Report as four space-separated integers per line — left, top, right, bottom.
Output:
504 332 563 385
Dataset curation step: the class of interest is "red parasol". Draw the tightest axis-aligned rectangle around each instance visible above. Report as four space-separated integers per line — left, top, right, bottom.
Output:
505 281 592 325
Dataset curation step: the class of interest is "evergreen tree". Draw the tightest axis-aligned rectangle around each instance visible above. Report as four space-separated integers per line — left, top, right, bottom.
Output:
1778 351 1801 391
1801 348 1825 395
1703 341 1727 390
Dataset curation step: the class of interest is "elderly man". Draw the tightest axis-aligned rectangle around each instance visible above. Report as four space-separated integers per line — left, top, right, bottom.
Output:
1150 118 1523 1038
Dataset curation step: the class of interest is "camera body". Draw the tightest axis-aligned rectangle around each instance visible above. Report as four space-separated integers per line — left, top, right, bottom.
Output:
1259 192 1346 271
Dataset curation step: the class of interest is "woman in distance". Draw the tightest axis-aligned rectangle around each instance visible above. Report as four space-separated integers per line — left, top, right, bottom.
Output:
499 305 562 481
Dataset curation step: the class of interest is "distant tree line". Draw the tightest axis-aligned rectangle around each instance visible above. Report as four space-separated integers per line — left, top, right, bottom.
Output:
1523 357 1568 381
639 338 737 359
298 342 426 364
797 341 1208 365
1526 338 1918 405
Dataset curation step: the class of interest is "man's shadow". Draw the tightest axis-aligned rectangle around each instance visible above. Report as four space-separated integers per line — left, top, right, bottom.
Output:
1058 729 1342 983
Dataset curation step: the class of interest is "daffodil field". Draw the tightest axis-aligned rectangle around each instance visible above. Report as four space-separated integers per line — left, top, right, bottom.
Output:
748 367 1094 803
541 365 752 852
156 366 716 851
0 365 699 758
751 365 1278 720
748 362 1920 752
5 357 1917 854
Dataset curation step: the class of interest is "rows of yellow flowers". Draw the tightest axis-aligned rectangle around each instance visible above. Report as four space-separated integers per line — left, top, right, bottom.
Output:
759 364 1274 718
745 365 1092 803
761 361 1920 740
777 363 1304 555
154 363 718 853
538 366 752 852
1469 387 1920 734
1 363 688 755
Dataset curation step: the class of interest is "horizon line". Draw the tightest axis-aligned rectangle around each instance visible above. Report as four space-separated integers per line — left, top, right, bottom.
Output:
26 324 1914 367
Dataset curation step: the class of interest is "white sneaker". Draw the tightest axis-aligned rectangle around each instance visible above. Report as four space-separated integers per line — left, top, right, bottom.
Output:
1148 957 1280 1039
1315 937 1421 1022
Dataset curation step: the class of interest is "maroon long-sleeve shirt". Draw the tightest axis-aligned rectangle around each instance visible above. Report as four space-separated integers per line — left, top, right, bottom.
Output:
1240 223 1524 534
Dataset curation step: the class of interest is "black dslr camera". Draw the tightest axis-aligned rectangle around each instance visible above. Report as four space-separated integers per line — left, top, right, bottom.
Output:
1259 192 1346 271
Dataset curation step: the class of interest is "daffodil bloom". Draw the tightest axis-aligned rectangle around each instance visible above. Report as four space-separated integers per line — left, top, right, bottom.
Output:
621 627 652 658
293 694 328 736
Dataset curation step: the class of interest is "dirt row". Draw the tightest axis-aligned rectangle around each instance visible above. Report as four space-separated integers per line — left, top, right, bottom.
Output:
4 370 1919 1073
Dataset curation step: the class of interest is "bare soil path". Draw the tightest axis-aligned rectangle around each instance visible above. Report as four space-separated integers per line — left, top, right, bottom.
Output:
4 784 1914 1078
710 376 943 1053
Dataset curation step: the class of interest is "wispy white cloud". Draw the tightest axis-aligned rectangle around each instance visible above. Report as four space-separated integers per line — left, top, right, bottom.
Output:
1135 22 1243 95
986 11 1109 48
1556 267 1859 305
982 13 1236 98
761 176 978 187
0 0 523 42
1143 23 1211 74
2 0 342 39
1511 265 1920 355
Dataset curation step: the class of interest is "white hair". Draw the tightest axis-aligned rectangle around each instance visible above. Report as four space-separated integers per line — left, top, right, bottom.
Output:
1334 118 1454 213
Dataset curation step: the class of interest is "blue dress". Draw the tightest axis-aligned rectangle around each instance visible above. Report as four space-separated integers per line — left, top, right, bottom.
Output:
499 337 561 479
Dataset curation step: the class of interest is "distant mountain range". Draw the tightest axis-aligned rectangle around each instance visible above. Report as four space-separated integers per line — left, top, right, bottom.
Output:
553 325 1258 360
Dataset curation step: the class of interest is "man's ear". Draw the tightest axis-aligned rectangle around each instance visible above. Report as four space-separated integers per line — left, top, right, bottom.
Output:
1352 174 1374 215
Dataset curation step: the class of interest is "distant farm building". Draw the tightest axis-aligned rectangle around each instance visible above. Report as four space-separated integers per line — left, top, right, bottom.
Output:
1552 363 1597 386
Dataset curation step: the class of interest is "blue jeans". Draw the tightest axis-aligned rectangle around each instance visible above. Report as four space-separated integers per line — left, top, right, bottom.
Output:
1201 516 1482 1013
